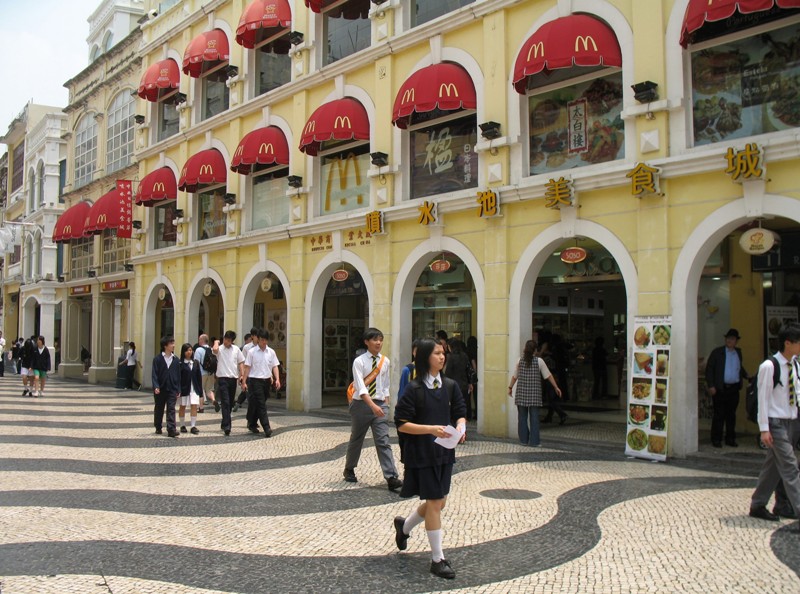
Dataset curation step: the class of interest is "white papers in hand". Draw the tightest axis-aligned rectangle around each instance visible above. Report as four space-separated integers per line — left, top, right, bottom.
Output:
434 425 464 450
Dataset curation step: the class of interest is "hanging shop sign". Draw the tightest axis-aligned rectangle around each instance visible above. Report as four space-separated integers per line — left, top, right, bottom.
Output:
739 228 779 255
158 287 167 301
332 269 349 282
430 259 451 273
101 280 128 292
69 285 92 296
260 277 273 292
560 247 588 264
626 315 672 462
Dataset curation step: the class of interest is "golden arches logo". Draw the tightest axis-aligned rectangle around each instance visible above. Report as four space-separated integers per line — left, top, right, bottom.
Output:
575 35 598 52
526 41 545 61
97 214 108 225
304 119 317 134
325 152 363 212
334 116 352 129
152 182 166 193
63 225 72 235
234 145 244 158
401 88 416 104
258 143 274 155
439 83 459 98
199 164 214 176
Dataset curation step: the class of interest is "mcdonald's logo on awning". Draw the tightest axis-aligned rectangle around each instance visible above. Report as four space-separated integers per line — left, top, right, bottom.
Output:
259 143 274 155
575 35 598 52
97 214 107 224
199 164 214 176
153 182 165 193
304 120 317 134
439 83 459 98
401 88 416 104
526 41 545 61
334 116 352 129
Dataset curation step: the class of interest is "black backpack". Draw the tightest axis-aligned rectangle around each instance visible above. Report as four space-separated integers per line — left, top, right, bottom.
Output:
746 356 782 423
201 346 218 374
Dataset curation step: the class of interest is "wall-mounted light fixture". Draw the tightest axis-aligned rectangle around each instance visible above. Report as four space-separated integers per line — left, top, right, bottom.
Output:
134 114 146 125
124 263 134 272
87 269 97 278
370 152 389 167
479 121 502 141
632 81 658 104
371 0 389 4
289 31 304 46
174 92 187 105
226 65 239 79
287 175 303 188
174 209 185 219
223 193 237 205
57 275 65 283
132 220 142 229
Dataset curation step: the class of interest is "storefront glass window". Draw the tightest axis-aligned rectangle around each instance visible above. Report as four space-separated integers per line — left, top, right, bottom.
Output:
70 236 94 278
256 42 291 96
251 167 289 230
319 144 369 216
691 22 800 146
323 0 370 65
196 186 227 240
101 230 130 275
527 72 624 176
153 202 177 250
202 67 230 121
412 254 474 341
413 0 475 27
157 97 179 142
409 115 478 199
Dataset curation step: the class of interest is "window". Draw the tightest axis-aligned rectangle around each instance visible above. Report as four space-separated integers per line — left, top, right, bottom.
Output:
202 65 230 120
74 115 98 188
101 230 130 275
527 72 624 176
106 93 135 173
251 166 289 230
28 169 35 212
157 95 180 142
319 143 370 216
323 0 371 65
196 186 227 240
70 236 94 278
25 236 34 281
409 113 478 199
37 161 45 206
58 159 66 203
413 0 475 28
690 19 800 147
256 39 291 96
90 45 101 62
103 31 114 53
153 203 177 250
159 0 180 12
34 235 42 278
11 142 24 192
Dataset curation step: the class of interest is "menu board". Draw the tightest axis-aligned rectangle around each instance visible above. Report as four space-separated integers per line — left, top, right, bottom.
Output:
626 316 671 462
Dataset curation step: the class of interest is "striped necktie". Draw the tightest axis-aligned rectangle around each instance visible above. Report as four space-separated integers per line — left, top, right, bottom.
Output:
790 361 796 408
369 356 377 397
433 378 439 389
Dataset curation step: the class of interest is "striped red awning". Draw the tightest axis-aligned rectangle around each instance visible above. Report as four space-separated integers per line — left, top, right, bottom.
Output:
137 59 180 102
299 98 369 156
183 29 230 77
680 0 800 46
512 14 622 94
236 0 292 48
52 202 92 243
136 167 178 206
392 63 477 129
231 126 290 174
178 149 227 192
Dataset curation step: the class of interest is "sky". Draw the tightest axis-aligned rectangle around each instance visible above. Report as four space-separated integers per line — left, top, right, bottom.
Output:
0 0 103 150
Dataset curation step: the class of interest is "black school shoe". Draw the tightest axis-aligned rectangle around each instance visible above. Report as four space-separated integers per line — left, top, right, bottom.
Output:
430 559 455 579
343 469 357 483
387 477 403 492
749 506 780 521
773 506 798 520
393 516 409 551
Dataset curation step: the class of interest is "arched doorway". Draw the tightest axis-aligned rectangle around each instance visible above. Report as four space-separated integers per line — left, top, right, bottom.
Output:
186 272 226 344
142 278 177 389
21 296 41 339
321 263 368 407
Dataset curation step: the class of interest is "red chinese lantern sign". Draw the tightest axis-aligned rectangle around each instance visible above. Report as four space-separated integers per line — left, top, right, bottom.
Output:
560 247 588 264
430 259 451 273
332 269 349 282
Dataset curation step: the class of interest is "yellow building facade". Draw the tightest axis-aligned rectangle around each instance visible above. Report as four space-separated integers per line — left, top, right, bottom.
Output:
129 0 800 456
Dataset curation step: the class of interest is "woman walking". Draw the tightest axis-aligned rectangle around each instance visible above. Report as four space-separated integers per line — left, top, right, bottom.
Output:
31 336 51 398
393 337 467 580
178 343 203 434
508 340 561 447
123 341 141 389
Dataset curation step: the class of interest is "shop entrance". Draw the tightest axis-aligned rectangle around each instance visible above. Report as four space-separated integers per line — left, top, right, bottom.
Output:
321 263 368 407
197 280 223 340
412 253 475 342
534 240 628 416
155 290 174 352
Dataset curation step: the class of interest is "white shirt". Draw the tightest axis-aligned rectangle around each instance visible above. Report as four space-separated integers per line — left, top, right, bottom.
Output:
125 349 138 367
423 373 443 389
0 337 5 353
163 352 175 368
514 357 552 380
242 342 258 356
245 344 280 379
352 351 391 401
215 343 244 378
757 352 800 431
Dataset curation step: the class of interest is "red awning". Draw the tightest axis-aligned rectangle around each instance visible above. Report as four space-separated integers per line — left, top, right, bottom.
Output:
680 0 800 46
512 14 622 94
231 126 290 174
392 63 477 129
183 29 231 78
178 149 227 192
299 98 369 156
137 59 180 102
304 0 369 18
84 188 122 235
236 0 292 48
52 202 92 243
136 167 178 206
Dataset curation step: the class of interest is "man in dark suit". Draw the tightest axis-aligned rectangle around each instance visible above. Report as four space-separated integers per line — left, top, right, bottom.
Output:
705 328 749 448
152 336 181 438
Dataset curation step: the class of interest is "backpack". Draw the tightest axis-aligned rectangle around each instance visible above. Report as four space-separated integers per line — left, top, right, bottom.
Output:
746 356 782 423
201 346 218 374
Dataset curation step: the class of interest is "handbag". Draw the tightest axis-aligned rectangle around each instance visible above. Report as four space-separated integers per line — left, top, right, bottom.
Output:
347 355 385 403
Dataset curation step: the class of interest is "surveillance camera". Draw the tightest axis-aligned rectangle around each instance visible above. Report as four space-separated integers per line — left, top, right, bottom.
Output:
147 8 158 18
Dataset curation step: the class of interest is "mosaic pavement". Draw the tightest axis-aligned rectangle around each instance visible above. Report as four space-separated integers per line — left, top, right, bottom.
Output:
0 375 798 593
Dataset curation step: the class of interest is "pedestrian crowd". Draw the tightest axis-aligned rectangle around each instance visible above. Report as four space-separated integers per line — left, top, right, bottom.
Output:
4 333 52 398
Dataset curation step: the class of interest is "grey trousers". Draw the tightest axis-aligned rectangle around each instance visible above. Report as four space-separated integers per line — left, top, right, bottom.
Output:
751 417 800 515
344 399 399 480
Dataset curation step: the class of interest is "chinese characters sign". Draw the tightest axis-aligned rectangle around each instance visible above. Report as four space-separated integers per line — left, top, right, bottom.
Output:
724 143 764 182
365 210 384 235
544 177 573 208
567 99 588 154
343 229 372 249
309 234 333 253
476 190 499 218
626 163 662 197
418 201 438 225
116 180 133 238
410 117 478 199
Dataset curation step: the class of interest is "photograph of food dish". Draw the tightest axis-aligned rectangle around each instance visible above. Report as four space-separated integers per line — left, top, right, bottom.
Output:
650 406 668 432
647 434 667 455
634 326 650 348
656 350 669 377
654 380 668 404
629 404 650 426
631 378 652 400
653 325 671 346
627 428 648 451
633 352 654 375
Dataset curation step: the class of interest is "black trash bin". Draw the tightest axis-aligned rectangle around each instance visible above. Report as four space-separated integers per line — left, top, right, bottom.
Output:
116 356 128 389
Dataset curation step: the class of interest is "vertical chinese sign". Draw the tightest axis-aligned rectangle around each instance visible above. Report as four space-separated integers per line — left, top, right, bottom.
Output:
626 316 671 461
116 180 133 238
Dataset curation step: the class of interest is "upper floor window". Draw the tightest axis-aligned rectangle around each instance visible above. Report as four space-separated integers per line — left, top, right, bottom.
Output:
196 185 227 240
70 236 94 279
183 29 231 122
28 169 36 212
37 161 45 206
153 202 178 250
103 31 114 53
202 64 230 121
101 229 130 275
688 16 800 147
256 36 291 96
74 114 98 188
251 165 289 230
90 45 101 62
323 0 371 65
319 141 370 216
106 92 135 173
157 94 180 142
413 0 475 28
11 142 24 192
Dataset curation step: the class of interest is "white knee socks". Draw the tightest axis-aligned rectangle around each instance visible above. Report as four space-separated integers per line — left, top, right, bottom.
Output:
403 509 424 535
426 529 444 562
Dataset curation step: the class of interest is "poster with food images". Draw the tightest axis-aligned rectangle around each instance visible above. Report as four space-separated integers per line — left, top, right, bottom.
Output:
626 316 671 462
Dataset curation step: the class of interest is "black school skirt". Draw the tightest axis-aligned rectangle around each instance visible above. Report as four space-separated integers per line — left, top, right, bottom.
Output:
399 463 453 500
